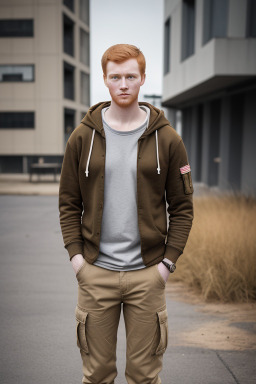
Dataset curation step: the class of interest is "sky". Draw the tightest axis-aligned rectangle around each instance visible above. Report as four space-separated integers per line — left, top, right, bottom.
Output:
90 0 164 105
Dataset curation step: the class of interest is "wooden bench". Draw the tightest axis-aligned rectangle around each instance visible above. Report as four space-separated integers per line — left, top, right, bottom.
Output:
29 163 62 182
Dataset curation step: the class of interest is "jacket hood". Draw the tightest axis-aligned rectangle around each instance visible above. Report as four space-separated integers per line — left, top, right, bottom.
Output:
80 101 170 138
80 101 171 177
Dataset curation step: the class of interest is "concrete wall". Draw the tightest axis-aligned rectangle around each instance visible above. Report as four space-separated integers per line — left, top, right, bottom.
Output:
163 0 256 195
0 0 90 159
163 0 256 106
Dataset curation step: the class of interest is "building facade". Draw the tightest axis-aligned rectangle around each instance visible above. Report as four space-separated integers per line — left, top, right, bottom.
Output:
162 0 256 194
0 0 90 173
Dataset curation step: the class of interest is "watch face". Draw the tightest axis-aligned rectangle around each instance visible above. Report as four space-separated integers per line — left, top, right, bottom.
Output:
163 260 176 272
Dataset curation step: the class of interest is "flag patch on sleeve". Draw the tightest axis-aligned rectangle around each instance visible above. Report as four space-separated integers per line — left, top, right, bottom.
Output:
180 165 191 174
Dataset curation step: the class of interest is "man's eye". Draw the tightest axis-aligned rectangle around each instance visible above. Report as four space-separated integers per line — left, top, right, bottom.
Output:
128 76 134 79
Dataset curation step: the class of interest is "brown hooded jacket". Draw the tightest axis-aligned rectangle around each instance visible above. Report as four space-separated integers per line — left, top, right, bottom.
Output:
59 101 194 266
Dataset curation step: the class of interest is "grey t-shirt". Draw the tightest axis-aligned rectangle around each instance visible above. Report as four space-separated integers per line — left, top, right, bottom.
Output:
93 106 150 271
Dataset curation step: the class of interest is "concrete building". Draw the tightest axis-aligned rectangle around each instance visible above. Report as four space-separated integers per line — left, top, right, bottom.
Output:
162 0 256 194
0 0 90 173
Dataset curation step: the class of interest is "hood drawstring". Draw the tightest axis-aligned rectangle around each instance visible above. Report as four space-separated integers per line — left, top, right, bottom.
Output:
85 128 95 177
85 127 161 177
155 130 161 174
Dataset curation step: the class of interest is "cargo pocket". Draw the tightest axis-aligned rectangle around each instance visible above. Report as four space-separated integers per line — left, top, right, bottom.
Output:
181 171 194 195
75 306 89 354
151 307 169 355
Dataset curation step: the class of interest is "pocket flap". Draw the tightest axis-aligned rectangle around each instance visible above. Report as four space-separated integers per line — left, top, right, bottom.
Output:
155 307 168 355
181 171 194 195
75 306 89 354
157 307 168 324
75 306 88 324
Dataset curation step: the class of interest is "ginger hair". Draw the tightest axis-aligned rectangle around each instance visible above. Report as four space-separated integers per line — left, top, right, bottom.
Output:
101 44 146 76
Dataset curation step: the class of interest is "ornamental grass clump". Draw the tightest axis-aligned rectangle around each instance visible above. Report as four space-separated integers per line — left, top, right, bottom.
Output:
171 194 256 302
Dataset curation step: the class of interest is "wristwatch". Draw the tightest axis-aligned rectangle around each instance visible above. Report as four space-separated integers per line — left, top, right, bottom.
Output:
161 260 176 273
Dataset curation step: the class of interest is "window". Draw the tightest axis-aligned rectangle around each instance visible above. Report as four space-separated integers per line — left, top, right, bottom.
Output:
246 0 256 37
0 65 34 82
64 61 75 100
63 14 74 57
0 19 33 37
0 112 35 129
0 156 23 173
203 0 228 45
81 71 90 105
80 28 90 66
164 18 171 74
80 0 90 25
64 108 75 146
81 111 87 120
63 0 74 12
181 0 195 61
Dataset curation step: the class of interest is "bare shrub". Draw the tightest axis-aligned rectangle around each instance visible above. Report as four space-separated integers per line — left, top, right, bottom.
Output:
171 194 256 302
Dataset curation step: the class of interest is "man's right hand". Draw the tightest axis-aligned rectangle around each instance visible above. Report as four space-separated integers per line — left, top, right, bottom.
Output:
71 254 85 275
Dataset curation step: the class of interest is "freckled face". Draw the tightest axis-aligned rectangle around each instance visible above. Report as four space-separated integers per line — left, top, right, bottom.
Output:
103 58 146 108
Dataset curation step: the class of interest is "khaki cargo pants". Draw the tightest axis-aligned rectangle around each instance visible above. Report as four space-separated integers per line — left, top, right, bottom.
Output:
75 258 169 384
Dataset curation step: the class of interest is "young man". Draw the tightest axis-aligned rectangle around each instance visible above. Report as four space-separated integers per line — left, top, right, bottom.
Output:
59 44 193 384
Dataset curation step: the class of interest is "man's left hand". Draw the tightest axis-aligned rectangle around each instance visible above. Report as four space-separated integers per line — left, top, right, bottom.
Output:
157 262 170 283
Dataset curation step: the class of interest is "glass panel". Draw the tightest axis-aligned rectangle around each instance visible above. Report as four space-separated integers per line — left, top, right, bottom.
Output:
0 112 35 129
63 0 74 12
203 0 228 45
164 18 171 74
80 28 90 66
79 0 90 25
0 65 34 82
64 61 75 100
247 0 256 37
63 14 74 57
0 19 33 37
64 108 75 146
181 0 195 61
81 71 90 105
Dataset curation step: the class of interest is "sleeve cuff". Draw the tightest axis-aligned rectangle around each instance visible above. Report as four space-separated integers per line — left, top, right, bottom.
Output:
163 245 182 263
66 242 84 261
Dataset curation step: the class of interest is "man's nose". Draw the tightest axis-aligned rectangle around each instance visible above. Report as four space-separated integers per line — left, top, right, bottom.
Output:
120 77 128 89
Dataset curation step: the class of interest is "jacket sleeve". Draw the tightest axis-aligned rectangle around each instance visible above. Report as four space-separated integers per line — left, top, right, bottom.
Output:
163 139 194 263
58 141 84 260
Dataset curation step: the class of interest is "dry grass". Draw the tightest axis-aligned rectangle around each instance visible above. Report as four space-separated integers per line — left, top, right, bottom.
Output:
171 194 256 302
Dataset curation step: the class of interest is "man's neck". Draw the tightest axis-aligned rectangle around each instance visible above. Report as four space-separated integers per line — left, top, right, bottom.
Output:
104 100 147 131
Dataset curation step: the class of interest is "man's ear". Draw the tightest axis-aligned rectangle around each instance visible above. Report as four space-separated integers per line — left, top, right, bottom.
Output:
140 73 146 86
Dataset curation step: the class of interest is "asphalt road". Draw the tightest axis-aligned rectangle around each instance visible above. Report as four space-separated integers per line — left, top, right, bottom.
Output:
0 195 255 384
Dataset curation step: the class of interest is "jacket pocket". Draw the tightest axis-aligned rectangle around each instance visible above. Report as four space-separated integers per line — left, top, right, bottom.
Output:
75 306 89 354
181 171 194 194
151 307 169 355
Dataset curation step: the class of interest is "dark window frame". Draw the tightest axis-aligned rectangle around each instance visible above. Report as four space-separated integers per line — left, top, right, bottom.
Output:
63 61 75 101
80 71 90 106
181 0 195 62
0 19 34 38
0 112 35 129
246 0 256 37
0 64 35 82
164 17 171 74
63 0 74 12
79 0 90 26
80 27 90 66
202 0 228 46
63 13 75 57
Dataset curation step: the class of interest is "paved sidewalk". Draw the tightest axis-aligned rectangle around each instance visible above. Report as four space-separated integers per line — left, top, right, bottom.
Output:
0 173 60 195
0 195 255 384
0 173 220 197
